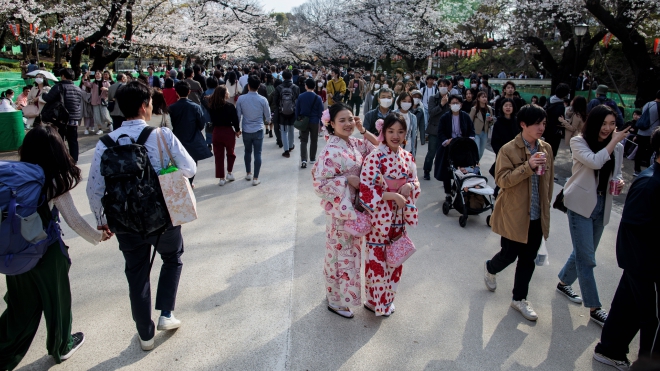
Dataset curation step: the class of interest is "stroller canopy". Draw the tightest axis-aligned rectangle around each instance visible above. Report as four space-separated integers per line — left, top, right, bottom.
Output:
448 137 479 167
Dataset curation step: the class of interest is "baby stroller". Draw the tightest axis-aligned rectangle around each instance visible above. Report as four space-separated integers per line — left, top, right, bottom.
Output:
441 137 494 227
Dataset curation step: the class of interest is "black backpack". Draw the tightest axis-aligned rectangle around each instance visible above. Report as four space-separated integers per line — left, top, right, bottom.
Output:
279 84 296 116
40 84 70 129
99 126 169 236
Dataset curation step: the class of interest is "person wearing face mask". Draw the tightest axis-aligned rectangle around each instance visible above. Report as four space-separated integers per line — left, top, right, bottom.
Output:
433 95 476 202
25 74 51 127
394 92 419 157
82 70 112 135
409 90 426 146
363 88 394 136
414 75 423 90
313 79 327 110
423 79 451 180
455 77 467 97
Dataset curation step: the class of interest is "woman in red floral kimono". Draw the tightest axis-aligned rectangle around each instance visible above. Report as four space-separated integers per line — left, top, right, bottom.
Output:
359 113 421 316
312 103 379 318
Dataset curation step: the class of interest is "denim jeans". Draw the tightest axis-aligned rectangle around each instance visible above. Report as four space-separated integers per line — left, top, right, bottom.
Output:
475 131 488 162
280 125 295 151
423 106 429 130
558 195 606 308
243 129 264 178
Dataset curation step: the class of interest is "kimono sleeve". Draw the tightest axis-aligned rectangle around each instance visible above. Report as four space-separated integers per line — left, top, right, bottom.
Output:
355 138 376 159
311 146 356 220
359 151 385 213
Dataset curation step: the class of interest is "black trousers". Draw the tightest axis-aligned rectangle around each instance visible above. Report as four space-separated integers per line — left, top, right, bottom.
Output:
595 271 660 361
545 133 562 159
116 226 184 341
274 122 283 146
634 135 652 172
487 219 543 301
349 97 363 116
57 125 79 163
443 179 452 194
111 115 124 131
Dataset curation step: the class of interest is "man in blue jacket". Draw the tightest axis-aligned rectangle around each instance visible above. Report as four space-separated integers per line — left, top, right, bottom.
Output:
594 127 660 370
295 78 323 169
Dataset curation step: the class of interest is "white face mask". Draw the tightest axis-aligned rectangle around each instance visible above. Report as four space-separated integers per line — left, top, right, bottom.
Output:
471 84 477 89
439 87 448 95
458 81 464 86
451 104 461 112
317 82 323 87
35 78 44 84
380 98 392 108
383 84 389 88
413 98 421 105
405 75 411 79
374 83 381 89
401 102 412 111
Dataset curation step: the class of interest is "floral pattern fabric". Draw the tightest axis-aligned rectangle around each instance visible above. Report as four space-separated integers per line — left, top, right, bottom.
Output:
359 144 420 316
312 135 375 308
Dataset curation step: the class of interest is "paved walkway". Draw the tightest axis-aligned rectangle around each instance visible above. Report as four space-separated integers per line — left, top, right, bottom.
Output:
3 131 638 370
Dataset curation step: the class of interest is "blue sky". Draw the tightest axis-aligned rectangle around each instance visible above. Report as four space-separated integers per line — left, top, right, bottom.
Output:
262 0 305 13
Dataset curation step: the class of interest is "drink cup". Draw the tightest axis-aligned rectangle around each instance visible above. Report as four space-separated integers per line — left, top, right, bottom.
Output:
609 179 622 196
534 152 546 176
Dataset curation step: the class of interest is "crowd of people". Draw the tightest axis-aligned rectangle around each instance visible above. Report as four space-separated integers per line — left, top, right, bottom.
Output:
0 60 659 371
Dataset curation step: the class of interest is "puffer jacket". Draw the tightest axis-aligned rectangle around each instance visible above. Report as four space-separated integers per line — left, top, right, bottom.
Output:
42 81 83 121
491 134 554 243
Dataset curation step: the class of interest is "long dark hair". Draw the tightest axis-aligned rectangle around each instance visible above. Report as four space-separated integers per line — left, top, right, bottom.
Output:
582 105 616 152
226 71 237 85
498 98 515 118
571 96 587 121
19 125 81 200
209 85 228 110
151 88 168 115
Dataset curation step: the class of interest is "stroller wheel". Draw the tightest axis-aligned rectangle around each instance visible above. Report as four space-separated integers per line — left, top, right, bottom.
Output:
486 215 491 228
442 201 450 215
459 215 467 228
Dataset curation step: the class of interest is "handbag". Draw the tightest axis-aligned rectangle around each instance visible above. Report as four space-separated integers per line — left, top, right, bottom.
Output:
156 129 198 226
344 192 371 237
553 189 568 213
385 206 416 268
22 104 39 118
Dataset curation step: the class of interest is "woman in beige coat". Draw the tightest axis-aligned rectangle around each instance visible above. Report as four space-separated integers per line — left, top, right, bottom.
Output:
469 91 495 160
559 96 587 146
25 73 51 127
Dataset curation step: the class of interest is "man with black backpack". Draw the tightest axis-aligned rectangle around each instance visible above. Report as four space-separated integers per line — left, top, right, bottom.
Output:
86 81 196 352
633 90 660 176
543 83 570 159
272 70 300 158
41 68 83 163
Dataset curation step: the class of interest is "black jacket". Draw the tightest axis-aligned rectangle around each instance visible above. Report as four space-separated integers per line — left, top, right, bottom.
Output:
209 103 240 132
427 93 450 136
490 116 520 156
434 111 476 181
544 100 566 139
169 98 212 161
616 163 660 281
42 80 83 121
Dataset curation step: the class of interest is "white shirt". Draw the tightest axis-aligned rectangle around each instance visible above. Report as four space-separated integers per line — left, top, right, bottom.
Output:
422 85 437 109
86 119 196 226
238 74 249 90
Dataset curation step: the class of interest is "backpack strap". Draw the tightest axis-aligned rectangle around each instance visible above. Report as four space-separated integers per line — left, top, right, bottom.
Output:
137 126 156 146
99 134 117 149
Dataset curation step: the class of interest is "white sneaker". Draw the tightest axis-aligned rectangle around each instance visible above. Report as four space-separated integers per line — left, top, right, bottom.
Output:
252 179 261 186
140 336 154 351
218 179 226 186
157 314 181 331
95 130 103 135
593 352 631 370
226 173 235 181
84 130 89 135
484 261 496 291
511 299 538 321
245 173 253 181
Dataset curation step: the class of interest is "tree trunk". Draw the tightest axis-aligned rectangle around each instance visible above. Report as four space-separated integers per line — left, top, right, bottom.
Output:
585 0 660 107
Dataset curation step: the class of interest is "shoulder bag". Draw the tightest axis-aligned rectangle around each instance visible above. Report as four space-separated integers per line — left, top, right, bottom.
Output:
386 206 416 268
552 189 568 213
294 95 319 131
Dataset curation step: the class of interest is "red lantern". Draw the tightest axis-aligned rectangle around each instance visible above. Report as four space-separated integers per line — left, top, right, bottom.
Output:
654 38 660 54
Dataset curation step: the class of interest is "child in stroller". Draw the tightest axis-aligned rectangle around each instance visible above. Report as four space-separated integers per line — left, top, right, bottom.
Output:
441 137 494 227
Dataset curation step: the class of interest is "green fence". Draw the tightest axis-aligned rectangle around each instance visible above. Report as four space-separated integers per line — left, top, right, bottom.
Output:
491 83 637 121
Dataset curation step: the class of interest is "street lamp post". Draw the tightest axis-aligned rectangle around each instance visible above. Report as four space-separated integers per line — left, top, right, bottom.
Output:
572 23 589 97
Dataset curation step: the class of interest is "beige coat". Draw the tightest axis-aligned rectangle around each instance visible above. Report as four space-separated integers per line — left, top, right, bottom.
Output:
563 136 623 226
560 107 585 146
25 85 51 127
469 105 494 135
491 134 554 243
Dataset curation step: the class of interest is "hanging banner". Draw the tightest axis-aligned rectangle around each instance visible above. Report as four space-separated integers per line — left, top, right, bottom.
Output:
427 55 432 75
603 33 613 48
654 38 660 54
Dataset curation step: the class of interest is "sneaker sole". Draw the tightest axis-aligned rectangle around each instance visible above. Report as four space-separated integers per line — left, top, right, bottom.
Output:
157 322 181 331
556 287 583 304
593 352 629 370
140 339 155 351
510 302 538 321
61 336 85 360
590 316 605 327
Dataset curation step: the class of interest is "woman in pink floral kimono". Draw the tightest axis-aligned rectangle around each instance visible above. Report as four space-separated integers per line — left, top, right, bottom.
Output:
359 113 421 316
312 103 379 318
